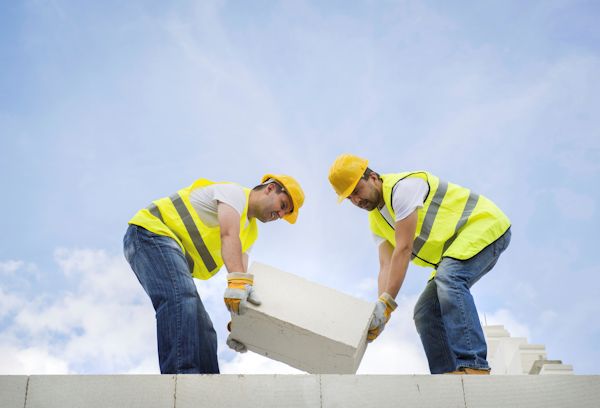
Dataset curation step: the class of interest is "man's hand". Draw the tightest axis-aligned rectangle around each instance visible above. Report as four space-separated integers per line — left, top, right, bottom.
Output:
224 272 261 315
367 292 397 342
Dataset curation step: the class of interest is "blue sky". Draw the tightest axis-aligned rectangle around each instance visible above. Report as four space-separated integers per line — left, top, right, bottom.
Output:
1 0 599 374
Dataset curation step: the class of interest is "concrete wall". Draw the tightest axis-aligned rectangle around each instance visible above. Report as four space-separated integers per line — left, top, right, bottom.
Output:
1 375 599 408
484 325 574 375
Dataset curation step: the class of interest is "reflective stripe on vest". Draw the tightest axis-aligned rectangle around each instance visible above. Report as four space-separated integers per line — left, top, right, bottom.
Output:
129 178 258 280
368 172 510 269
411 180 449 257
169 193 217 272
146 202 197 272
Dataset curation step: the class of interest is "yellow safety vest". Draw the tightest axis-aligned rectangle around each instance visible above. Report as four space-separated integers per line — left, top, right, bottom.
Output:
369 172 510 275
128 179 258 280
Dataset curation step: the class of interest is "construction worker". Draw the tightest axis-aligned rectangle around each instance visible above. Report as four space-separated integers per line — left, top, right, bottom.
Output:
123 175 304 374
328 154 511 374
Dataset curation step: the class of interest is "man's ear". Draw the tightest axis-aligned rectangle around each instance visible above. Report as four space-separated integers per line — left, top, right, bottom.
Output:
265 183 275 193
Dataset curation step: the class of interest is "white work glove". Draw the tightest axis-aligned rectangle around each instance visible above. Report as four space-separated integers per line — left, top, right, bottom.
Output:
226 335 248 353
367 292 397 342
223 272 262 315
226 321 247 353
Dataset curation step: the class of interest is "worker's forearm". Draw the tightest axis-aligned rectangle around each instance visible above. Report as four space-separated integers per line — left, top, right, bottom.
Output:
377 268 388 296
221 234 245 272
384 247 411 298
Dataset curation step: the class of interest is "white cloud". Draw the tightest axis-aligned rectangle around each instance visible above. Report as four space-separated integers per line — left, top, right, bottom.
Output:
0 346 70 375
0 248 157 374
480 308 531 340
0 287 24 320
0 248 281 374
0 259 39 282
0 260 24 274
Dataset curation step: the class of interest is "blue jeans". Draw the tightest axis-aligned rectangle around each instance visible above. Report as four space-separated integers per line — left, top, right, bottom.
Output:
123 224 219 374
413 229 511 374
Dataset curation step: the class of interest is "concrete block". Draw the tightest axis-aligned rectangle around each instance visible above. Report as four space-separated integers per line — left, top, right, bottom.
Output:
519 344 546 374
539 363 574 375
463 376 600 408
488 337 527 375
230 262 374 374
320 375 465 408
25 375 175 408
0 376 28 408
176 375 321 408
484 325 511 338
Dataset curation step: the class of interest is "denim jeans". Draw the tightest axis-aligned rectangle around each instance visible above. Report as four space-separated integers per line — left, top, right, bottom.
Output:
123 224 219 374
413 229 511 374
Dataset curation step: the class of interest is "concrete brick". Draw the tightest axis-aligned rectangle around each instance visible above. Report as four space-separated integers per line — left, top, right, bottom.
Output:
519 344 547 374
25 375 175 408
539 363 574 375
0 376 28 408
175 375 321 408
488 337 528 375
230 262 374 374
463 376 600 408
484 325 511 338
320 375 465 408
3 374 600 407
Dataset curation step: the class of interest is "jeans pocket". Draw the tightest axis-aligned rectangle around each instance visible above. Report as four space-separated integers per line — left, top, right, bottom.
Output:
137 227 182 254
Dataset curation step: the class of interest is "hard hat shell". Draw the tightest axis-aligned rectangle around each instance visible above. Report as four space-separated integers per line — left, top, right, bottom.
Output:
328 154 369 203
260 174 305 224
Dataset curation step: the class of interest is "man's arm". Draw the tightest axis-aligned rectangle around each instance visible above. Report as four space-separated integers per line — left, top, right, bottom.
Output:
377 241 393 295
242 252 249 272
383 209 418 298
217 202 245 272
368 210 418 342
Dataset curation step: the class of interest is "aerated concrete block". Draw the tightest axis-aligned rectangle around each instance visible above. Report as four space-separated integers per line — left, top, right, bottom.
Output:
320 375 465 408
176 375 321 408
519 344 547 374
25 375 175 408
488 337 528 375
463 376 600 408
0 376 28 408
230 262 375 374
539 363 574 375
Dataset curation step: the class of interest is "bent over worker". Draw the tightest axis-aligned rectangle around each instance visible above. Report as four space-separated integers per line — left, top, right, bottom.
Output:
328 154 510 374
123 174 304 374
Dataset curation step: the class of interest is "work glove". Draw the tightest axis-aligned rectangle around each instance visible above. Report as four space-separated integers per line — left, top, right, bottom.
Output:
367 292 397 342
223 272 261 315
225 321 247 353
226 335 248 353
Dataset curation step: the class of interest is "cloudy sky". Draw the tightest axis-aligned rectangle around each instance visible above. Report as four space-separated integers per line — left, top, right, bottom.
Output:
1 0 598 375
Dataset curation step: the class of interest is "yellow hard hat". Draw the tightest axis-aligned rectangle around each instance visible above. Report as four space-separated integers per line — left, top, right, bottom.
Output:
328 154 369 203
261 174 305 224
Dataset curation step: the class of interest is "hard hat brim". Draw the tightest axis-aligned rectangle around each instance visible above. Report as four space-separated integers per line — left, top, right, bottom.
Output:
282 210 298 224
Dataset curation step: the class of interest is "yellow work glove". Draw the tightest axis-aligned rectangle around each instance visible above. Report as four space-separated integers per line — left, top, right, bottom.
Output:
367 292 397 342
223 272 261 315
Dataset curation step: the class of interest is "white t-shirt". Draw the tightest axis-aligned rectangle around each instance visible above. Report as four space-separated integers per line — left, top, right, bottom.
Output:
189 183 248 228
372 177 429 246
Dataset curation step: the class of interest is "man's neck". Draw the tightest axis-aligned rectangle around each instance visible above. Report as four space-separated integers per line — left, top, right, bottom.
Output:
247 190 257 220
